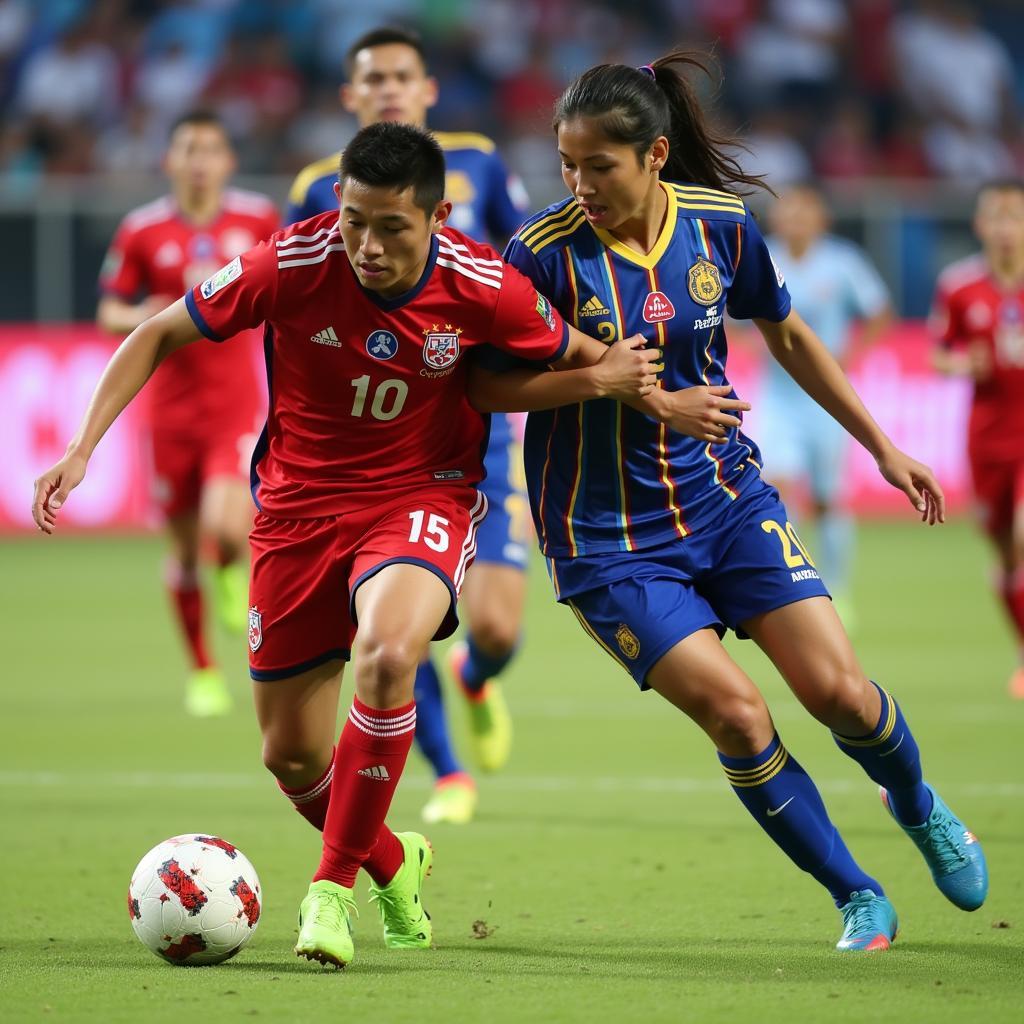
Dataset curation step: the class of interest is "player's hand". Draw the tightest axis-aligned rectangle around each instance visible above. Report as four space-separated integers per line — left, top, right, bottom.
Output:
592 334 662 401
657 385 751 443
32 452 88 534
876 446 945 525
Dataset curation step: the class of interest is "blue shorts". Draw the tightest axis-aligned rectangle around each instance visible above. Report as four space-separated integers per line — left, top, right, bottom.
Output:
476 415 530 570
553 485 830 689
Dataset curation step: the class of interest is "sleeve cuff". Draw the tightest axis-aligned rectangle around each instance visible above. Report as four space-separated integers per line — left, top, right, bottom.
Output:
184 289 225 342
546 320 570 363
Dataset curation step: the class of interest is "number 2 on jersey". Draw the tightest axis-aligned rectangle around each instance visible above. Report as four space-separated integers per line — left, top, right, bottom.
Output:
761 519 816 569
350 375 408 421
408 510 450 552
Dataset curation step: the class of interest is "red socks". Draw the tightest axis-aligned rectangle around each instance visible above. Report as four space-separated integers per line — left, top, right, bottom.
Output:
166 562 211 670
278 753 334 830
314 698 416 889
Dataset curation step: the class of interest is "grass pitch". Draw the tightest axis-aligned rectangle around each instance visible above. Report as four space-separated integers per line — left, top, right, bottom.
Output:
1 520 1021 1023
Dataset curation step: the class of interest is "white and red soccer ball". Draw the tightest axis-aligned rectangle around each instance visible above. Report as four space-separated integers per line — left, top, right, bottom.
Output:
127 834 262 965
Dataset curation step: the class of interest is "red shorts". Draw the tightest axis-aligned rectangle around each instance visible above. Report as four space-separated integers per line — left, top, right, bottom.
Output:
969 453 1024 535
247 487 488 681
150 420 259 519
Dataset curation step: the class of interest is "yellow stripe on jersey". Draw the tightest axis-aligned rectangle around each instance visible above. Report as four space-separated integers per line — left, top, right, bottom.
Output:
567 601 632 674
593 182 678 270
670 183 745 214
833 690 897 747
520 205 585 253
721 744 790 788
288 152 342 205
432 130 496 154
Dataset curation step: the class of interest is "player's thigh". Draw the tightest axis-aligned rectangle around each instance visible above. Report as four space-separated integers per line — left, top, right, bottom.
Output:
969 454 1016 560
151 432 202 535
461 562 527 651
742 596 876 735
252 657 344 778
165 510 201 567
199 474 253 551
645 628 775 756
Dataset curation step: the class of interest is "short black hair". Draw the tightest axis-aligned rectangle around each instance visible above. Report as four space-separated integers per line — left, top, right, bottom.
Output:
977 178 1024 200
339 122 445 214
168 109 230 143
344 26 427 78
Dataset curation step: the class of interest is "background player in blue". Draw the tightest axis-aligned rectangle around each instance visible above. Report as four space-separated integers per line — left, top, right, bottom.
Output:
762 183 892 625
286 27 531 824
472 52 987 951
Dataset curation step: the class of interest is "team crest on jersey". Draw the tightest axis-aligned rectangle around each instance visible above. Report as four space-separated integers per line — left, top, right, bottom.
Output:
422 324 463 369
687 257 722 306
615 624 640 660
248 607 262 652
643 290 676 323
535 293 557 332
200 256 242 299
366 330 399 360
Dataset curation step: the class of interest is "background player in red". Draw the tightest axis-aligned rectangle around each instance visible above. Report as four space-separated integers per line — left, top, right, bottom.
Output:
932 179 1024 698
97 109 278 717
33 123 659 969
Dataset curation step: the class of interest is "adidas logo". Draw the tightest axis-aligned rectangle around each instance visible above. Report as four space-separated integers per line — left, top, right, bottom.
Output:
578 295 610 317
311 325 341 347
357 765 391 781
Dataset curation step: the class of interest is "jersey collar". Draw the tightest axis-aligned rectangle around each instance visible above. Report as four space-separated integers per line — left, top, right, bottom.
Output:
358 235 439 312
591 181 677 270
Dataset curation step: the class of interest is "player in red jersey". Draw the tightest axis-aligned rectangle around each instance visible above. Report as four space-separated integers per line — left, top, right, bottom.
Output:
932 179 1024 698
97 109 278 717
33 123 659 968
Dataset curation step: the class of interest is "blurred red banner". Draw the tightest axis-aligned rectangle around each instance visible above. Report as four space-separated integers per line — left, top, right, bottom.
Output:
0 322 971 531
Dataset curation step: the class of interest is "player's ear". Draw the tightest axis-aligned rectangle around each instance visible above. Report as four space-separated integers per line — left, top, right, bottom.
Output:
424 76 439 112
431 200 453 232
340 83 356 114
648 136 669 175
333 181 343 204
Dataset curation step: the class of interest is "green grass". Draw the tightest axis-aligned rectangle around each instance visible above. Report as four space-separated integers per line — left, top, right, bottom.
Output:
1 521 1021 1023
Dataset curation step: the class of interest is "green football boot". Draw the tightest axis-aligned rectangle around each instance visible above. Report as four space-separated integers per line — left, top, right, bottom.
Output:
421 773 477 825
213 561 248 636
449 642 513 772
295 880 357 968
368 832 433 949
184 666 232 717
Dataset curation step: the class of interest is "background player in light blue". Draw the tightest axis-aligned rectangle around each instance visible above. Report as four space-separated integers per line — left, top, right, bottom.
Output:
762 182 892 621
286 26 531 824
472 51 986 952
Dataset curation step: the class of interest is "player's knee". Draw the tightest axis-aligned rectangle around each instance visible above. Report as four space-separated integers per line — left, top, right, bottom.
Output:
260 736 324 785
355 637 420 705
470 615 518 658
803 661 871 731
707 693 771 755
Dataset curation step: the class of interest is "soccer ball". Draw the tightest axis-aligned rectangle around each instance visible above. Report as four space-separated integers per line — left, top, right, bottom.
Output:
127 834 262 965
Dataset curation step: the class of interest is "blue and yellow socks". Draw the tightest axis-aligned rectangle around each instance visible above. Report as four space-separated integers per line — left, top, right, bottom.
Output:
720 734 882 906
460 636 518 694
833 682 933 827
413 658 462 779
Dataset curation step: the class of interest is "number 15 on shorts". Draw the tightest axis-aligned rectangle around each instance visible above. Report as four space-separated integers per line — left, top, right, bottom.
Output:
408 510 450 552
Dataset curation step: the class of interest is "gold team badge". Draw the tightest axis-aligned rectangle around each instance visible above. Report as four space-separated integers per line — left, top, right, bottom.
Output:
615 624 640 660
687 257 723 306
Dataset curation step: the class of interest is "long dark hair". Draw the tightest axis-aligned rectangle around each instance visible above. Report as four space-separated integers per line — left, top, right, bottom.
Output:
553 50 768 196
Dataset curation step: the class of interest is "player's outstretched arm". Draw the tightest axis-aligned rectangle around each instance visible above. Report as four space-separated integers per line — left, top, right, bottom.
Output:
469 325 660 412
756 308 945 525
33 298 202 534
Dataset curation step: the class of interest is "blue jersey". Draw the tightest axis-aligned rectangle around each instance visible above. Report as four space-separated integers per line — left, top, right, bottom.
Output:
503 181 791 559
286 130 529 462
762 234 888 408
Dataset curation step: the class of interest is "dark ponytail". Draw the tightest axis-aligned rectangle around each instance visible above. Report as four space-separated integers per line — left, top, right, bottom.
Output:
553 50 769 196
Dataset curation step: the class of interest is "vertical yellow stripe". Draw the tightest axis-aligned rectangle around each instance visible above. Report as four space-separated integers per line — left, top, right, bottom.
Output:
561 249 583 557
699 325 738 501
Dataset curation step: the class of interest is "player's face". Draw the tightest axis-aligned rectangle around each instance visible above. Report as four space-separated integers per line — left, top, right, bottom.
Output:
770 188 828 249
557 117 667 231
342 44 438 128
974 189 1024 263
164 123 235 195
336 179 451 297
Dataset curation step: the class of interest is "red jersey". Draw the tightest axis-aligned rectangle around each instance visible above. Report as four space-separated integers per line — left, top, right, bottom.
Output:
184 212 568 519
931 254 1024 464
100 189 279 436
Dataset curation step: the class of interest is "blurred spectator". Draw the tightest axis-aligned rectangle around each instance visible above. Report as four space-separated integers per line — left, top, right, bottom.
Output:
95 100 164 180
135 40 213 133
815 99 879 180
891 0 1018 179
734 108 813 191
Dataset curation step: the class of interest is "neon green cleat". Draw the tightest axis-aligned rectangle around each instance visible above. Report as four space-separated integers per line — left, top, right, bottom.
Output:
295 880 357 968
449 642 513 773
368 832 433 949
213 562 248 636
184 667 232 717
421 773 477 825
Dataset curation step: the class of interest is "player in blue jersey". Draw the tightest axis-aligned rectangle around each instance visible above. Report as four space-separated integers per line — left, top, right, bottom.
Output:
471 52 988 951
286 27 532 824
762 182 892 625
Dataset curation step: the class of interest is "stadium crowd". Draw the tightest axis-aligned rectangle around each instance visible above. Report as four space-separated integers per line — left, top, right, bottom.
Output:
0 0 1021 189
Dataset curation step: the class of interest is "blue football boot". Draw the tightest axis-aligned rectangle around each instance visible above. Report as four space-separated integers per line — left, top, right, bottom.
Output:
880 784 988 911
836 890 898 952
